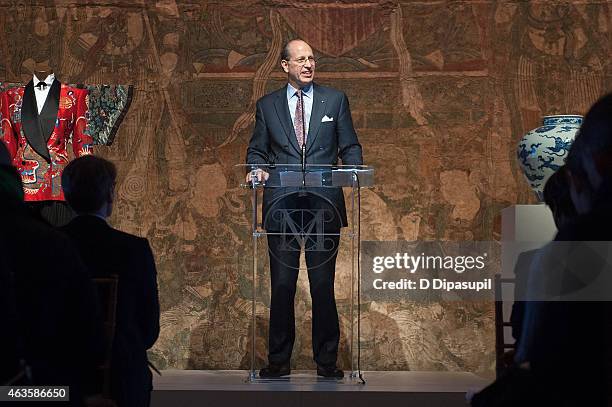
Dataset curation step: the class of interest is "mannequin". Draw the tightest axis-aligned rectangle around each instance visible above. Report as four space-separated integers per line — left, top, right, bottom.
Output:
0 60 93 226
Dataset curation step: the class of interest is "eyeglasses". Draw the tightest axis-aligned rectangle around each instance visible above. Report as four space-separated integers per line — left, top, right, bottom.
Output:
285 56 316 66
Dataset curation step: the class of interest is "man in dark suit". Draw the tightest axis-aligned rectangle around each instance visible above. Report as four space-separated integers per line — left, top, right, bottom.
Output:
0 143 103 406
61 155 160 407
246 39 363 378
472 94 612 407
516 92 612 405
510 166 577 346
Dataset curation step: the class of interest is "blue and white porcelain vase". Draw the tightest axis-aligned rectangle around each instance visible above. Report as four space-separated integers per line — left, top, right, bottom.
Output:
517 115 583 201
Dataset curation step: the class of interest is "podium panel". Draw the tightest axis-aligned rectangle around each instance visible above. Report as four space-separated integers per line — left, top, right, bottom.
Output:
237 164 374 383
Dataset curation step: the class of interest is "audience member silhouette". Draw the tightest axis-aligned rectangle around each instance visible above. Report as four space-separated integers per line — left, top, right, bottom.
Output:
510 165 577 345
0 142 104 406
473 93 612 406
518 92 612 406
61 155 160 407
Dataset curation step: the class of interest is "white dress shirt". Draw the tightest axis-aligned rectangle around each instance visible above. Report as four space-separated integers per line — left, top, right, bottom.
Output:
287 83 313 136
32 73 56 114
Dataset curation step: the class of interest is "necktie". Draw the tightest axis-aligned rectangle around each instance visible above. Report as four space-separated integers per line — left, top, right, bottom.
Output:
294 90 305 148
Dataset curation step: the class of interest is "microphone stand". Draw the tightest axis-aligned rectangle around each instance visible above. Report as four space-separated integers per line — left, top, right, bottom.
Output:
301 143 306 187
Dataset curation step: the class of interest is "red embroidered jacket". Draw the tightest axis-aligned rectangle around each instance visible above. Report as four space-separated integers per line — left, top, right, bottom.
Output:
0 80 93 201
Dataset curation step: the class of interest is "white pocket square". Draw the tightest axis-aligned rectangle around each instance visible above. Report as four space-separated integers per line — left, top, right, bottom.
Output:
321 115 334 122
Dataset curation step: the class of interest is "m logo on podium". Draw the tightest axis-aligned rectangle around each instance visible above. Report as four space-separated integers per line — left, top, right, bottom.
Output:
264 191 342 270
277 208 333 252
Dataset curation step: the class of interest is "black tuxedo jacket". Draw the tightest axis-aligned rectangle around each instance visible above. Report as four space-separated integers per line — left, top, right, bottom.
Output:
62 215 160 407
246 83 363 229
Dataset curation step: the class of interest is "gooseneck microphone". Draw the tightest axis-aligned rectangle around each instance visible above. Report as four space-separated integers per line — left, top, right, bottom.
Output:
301 143 306 186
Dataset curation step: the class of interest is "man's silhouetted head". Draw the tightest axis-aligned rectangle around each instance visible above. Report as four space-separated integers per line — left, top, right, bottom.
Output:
566 92 612 214
62 156 117 218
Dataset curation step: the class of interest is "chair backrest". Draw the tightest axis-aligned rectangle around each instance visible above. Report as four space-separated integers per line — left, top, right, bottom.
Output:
93 275 119 398
494 274 516 377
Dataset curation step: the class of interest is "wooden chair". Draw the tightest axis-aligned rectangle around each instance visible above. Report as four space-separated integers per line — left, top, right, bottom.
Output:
494 274 516 377
93 275 119 398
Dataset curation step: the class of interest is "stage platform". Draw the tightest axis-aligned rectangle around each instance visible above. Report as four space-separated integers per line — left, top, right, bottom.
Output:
152 370 491 407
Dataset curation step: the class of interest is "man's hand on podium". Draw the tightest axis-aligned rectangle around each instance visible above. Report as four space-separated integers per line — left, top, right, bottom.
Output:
246 169 269 185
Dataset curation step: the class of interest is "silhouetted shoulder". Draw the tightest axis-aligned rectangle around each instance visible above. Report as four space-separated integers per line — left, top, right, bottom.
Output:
4 205 81 276
107 227 150 251
61 215 154 278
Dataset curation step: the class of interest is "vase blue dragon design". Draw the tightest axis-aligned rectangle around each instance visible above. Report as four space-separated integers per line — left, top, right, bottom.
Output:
517 115 583 201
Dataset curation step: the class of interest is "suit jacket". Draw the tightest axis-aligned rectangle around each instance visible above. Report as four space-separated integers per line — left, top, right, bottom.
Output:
0 80 93 202
246 83 363 229
0 189 103 406
62 215 160 407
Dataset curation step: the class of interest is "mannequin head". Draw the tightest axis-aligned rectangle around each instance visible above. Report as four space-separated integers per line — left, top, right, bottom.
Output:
22 58 54 82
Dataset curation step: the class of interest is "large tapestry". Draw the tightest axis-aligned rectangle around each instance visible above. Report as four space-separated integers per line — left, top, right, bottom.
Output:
1 1 609 376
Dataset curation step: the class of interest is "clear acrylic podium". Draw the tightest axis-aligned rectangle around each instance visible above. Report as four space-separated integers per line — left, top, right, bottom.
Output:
237 164 374 383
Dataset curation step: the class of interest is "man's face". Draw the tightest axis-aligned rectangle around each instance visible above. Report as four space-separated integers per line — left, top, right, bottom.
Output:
281 40 315 89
